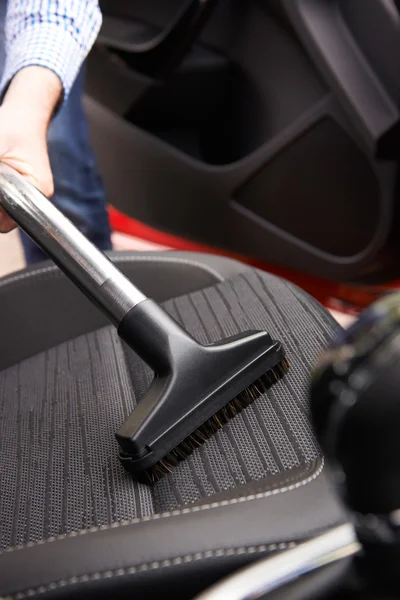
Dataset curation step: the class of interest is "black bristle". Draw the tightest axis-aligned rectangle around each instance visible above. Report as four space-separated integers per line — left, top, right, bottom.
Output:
139 357 290 485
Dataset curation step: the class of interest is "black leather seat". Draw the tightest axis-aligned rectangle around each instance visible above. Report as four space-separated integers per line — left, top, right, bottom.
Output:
0 251 345 599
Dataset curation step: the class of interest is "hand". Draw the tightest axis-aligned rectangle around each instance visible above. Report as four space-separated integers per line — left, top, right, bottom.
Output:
0 67 62 233
0 109 54 233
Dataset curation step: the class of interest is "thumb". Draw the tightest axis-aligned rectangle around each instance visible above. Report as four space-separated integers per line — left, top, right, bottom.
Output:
0 155 54 198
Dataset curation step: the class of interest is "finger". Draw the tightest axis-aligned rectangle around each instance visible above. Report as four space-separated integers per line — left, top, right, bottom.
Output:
0 207 16 233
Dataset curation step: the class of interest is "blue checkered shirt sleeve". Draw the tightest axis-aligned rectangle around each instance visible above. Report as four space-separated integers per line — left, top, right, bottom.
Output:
1 0 102 100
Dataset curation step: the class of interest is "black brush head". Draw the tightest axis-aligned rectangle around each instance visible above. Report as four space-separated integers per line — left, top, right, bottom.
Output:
117 300 289 485
121 357 290 485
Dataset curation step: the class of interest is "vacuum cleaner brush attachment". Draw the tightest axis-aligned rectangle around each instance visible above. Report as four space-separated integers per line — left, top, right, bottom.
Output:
117 299 289 484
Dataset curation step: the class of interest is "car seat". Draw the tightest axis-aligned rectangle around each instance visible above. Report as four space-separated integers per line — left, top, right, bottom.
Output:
0 251 346 599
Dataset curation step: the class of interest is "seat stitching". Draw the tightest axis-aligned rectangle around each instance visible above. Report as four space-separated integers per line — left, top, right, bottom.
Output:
2 541 297 599
0 459 323 556
0 255 226 291
0 265 56 289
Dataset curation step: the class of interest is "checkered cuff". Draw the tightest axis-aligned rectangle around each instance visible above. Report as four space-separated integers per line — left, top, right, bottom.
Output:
1 20 99 104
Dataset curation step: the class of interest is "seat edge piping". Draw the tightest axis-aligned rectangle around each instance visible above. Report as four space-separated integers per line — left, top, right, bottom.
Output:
4 541 298 600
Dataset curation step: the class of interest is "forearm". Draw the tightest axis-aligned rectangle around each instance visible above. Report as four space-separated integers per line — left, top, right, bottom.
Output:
0 65 62 231
1 0 102 103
